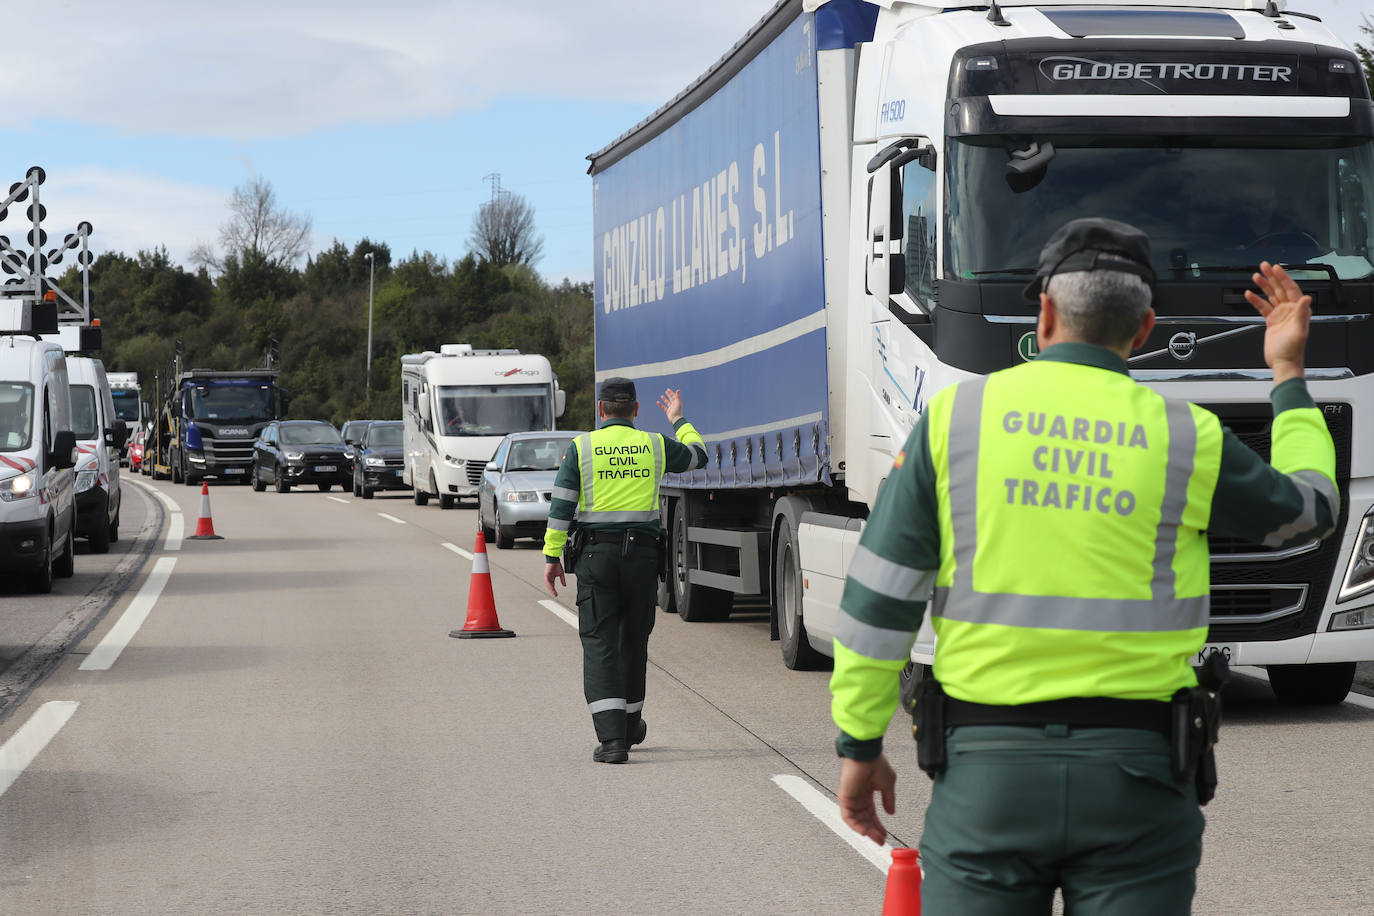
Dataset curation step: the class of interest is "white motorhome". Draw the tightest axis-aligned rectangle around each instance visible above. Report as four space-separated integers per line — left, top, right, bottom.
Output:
0 301 79 592
401 344 565 509
588 0 1374 704
68 357 127 553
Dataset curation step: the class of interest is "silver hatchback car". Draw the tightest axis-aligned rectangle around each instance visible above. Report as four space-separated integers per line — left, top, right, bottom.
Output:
477 430 582 549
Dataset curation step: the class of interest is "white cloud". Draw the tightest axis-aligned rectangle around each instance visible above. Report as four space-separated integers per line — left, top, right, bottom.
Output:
5 1 767 138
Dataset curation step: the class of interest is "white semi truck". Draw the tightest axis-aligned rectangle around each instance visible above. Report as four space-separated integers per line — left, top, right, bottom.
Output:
587 0 1374 703
400 344 566 509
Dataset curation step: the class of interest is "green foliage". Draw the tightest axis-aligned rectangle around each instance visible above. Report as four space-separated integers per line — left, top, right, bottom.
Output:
1359 16 1374 99
84 237 595 431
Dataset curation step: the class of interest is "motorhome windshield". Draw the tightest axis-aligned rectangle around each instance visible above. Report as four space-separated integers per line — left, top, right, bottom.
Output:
111 389 140 422
71 385 99 440
945 137 1374 297
436 384 551 437
0 383 33 451
187 384 275 423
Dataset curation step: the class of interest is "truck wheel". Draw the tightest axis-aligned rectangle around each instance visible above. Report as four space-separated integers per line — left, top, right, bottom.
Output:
775 515 827 670
1267 663 1356 705
171 457 182 484
251 462 265 492
413 482 429 506
439 494 456 510
54 526 75 579
671 503 732 622
184 465 200 486
494 511 514 549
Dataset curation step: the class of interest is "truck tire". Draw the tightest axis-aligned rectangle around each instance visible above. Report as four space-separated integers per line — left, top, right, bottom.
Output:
54 525 75 579
1267 663 1356 706
413 481 429 506
171 453 182 484
670 502 732 622
775 514 827 670
439 493 456 510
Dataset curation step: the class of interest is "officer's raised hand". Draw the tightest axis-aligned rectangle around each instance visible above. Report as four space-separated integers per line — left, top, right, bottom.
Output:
1244 261 1312 385
656 388 683 423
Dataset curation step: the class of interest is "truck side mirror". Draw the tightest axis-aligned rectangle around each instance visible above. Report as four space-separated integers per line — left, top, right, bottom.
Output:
555 389 566 418
51 430 77 470
866 166 906 301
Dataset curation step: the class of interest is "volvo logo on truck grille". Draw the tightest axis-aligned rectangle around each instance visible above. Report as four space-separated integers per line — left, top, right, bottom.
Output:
1168 332 1197 361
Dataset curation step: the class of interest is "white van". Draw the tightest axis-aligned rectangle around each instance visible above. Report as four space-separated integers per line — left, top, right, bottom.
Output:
0 317 80 592
68 357 127 553
401 345 565 509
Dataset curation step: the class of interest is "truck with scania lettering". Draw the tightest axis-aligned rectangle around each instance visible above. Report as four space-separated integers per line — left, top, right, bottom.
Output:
587 0 1374 703
400 344 565 509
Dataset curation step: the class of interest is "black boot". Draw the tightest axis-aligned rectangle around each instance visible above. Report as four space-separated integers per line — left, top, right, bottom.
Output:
629 719 647 748
592 739 628 764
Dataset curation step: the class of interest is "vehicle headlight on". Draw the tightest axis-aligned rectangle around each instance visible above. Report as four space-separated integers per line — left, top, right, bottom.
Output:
503 490 539 503
344 449 355 460
76 469 99 493
365 456 386 467
1337 509 1374 605
0 470 37 502
284 450 304 461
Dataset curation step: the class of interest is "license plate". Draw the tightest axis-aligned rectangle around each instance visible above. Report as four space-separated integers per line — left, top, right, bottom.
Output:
223 467 244 475
314 465 336 473
1190 644 1235 667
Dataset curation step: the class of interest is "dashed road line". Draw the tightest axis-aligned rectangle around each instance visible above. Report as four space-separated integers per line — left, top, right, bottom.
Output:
326 496 350 504
772 774 895 874
378 513 405 525
79 557 177 671
441 542 473 560
0 701 79 800
538 599 578 629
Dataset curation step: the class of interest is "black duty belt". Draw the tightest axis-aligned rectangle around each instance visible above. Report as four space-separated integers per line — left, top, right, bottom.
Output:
583 529 659 546
945 696 1171 736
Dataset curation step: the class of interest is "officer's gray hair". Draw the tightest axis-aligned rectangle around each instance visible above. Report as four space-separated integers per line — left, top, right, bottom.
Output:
1045 259 1152 348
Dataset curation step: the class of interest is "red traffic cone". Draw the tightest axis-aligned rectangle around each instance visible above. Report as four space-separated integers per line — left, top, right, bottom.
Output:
187 482 223 540
882 847 922 915
449 529 514 639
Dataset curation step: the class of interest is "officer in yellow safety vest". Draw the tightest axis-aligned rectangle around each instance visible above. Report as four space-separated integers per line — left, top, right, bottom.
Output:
831 219 1339 914
544 377 708 764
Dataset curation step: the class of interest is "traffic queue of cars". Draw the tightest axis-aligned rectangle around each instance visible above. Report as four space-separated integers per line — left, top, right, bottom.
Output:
231 416 580 549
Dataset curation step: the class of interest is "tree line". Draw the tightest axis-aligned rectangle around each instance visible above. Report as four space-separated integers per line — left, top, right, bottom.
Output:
58 182 596 432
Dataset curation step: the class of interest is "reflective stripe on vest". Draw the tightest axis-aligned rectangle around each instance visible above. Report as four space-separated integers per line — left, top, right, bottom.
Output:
574 426 664 523
927 361 1223 703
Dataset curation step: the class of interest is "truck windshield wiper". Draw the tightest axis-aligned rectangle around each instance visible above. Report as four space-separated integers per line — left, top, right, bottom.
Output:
966 268 1037 277
1173 262 1343 307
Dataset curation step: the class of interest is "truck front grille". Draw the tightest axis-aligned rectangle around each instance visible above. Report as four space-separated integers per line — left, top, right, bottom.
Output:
464 459 484 486
203 437 256 466
1202 402 1351 642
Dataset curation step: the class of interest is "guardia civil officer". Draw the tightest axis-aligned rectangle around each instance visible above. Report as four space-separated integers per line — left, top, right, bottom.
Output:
830 219 1339 913
543 377 708 764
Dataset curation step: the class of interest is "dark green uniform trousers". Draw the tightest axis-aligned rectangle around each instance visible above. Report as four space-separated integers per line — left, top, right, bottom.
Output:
574 539 659 743
919 725 1204 916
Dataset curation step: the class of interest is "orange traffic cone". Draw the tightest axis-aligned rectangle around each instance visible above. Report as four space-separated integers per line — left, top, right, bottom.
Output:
882 847 922 915
449 529 514 639
187 481 223 540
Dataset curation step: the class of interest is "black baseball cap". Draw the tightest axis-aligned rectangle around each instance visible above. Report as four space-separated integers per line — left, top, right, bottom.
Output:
1022 218 1157 302
598 377 636 403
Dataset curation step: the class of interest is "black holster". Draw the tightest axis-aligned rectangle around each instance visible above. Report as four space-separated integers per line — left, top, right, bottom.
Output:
655 531 668 582
563 525 585 571
1169 654 1229 805
906 675 947 779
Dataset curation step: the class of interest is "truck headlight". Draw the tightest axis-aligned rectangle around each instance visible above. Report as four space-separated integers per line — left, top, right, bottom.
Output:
76 469 99 493
503 490 538 503
1337 509 1374 603
0 470 37 501
365 456 386 467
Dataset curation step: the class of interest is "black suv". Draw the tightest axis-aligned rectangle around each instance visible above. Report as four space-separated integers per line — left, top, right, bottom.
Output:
250 420 354 493
352 421 407 499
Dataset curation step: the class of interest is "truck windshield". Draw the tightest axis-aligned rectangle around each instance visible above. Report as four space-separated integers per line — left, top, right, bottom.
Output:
0 383 33 451
71 385 99 440
946 137 1374 296
435 384 551 437
111 389 141 422
187 384 276 422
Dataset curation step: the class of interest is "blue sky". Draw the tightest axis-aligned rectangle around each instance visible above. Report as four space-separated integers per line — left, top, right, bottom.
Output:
2 1 1369 287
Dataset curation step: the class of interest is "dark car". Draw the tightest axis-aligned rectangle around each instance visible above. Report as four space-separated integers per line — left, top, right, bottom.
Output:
352 420 407 499
341 419 376 448
477 431 581 548
250 420 354 493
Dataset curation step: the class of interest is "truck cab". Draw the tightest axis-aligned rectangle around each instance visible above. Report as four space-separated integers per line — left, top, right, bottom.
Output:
0 303 79 592
68 356 128 553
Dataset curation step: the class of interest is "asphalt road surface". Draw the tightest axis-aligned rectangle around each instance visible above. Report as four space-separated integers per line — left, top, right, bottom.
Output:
1 478 1372 914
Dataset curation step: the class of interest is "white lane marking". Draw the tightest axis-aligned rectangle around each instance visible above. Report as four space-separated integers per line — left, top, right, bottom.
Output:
772 774 895 874
80 558 177 671
378 513 405 525
539 599 578 629
127 479 183 551
441 542 474 561
326 496 349 504
0 701 79 800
